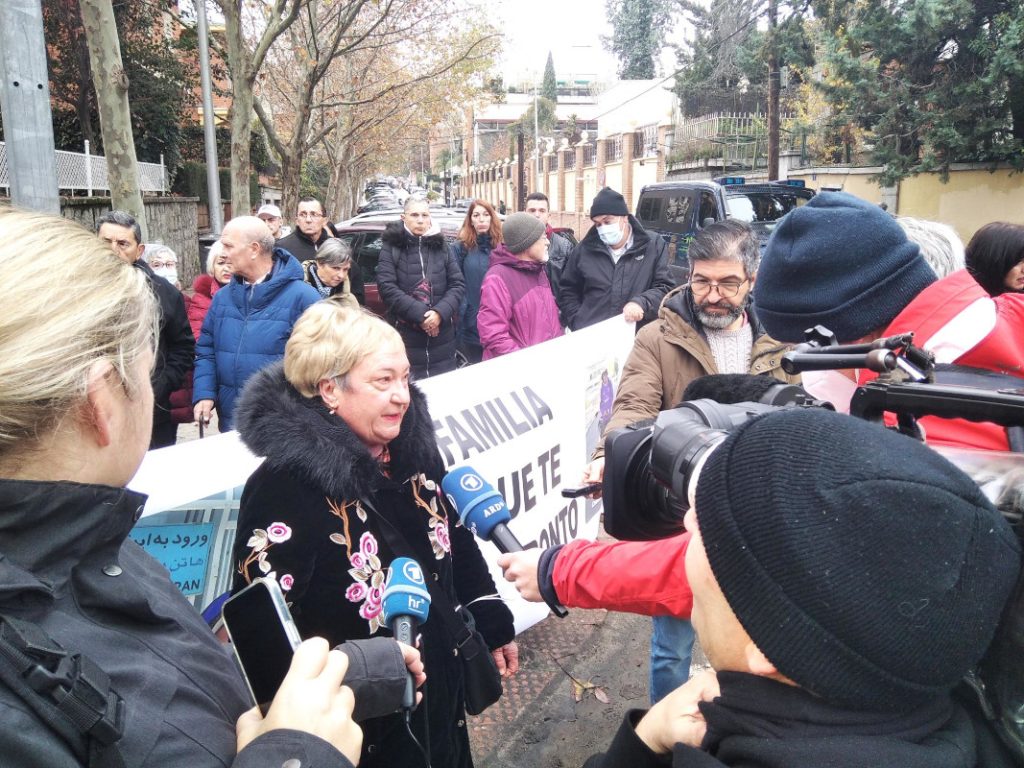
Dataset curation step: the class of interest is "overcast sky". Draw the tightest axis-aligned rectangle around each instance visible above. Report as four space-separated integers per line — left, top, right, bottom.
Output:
495 1 683 87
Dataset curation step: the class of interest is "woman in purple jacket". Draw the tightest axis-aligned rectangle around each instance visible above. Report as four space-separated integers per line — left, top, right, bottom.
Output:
477 212 563 359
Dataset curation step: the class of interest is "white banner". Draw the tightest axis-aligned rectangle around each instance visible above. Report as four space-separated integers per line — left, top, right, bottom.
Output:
129 317 636 631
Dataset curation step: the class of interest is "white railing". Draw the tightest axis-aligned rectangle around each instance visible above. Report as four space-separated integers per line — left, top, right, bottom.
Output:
0 140 168 196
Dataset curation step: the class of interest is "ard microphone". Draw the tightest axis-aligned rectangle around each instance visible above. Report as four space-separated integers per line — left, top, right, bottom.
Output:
381 557 431 711
442 466 568 618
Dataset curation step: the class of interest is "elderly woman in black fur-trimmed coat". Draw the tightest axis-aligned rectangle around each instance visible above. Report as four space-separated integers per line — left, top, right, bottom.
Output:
230 303 517 768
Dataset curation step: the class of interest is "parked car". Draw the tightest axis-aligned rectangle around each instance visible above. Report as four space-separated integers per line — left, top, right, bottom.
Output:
636 177 815 277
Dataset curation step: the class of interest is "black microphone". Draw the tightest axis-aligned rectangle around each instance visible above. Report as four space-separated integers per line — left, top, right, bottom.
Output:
381 557 431 711
442 466 568 618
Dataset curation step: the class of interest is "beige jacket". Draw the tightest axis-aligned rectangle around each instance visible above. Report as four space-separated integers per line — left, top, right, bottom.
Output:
593 284 799 459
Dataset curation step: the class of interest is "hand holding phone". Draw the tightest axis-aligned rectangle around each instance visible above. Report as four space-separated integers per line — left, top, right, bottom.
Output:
222 578 302 714
235 637 362 764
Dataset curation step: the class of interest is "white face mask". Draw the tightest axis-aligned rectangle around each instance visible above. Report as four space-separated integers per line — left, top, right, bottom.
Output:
597 221 622 247
154 267 178 285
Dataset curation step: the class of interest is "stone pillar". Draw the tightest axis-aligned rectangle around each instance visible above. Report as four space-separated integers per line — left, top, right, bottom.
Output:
556 150 567 212
596 138 608 194
575 143 585 214
657 125 671 182
543 154 551 201
621 131 635 210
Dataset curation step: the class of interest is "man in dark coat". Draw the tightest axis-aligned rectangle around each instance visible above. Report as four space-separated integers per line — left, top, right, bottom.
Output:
376 199 465 378
585 408 1022 768
97 211 194 448
525 191 575 326
559 187 674 331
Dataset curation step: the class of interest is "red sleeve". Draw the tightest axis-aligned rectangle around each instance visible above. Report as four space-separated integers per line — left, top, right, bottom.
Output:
551 534 693 617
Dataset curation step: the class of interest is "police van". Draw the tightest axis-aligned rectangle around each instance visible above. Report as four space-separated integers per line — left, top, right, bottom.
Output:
636 177 814 275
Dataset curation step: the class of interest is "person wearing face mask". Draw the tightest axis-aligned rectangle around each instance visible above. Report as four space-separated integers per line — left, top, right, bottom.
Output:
559 187 674 332
452 199 503 364
146 244 181 289
476 212 563 359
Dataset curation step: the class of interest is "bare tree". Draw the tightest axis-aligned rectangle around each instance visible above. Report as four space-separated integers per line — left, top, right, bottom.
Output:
215 0 306 215
79 0 146 236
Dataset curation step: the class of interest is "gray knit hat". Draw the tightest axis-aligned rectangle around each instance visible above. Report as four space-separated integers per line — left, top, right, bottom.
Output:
754 192 936 342
694 408 1021 712
502 212 546 255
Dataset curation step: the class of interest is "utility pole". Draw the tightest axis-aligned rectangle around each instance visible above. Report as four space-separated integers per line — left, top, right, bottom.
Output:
516 131 526 212
0 0 60 214
196 0 223 233
533 82 540 193
767 0 780 181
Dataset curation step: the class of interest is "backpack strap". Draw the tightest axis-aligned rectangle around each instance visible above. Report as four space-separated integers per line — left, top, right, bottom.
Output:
0 614 126 768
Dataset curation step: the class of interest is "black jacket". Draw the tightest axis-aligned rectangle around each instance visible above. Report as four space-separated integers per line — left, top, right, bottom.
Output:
135 260 194 424
545 228 574 326
559 215 674 331
585 672 1016 768
278 226 365 305
0 478 350 768
376 222 465 378
231 363 514 768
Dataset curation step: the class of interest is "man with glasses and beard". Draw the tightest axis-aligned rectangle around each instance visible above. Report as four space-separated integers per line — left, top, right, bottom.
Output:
579 219 799 706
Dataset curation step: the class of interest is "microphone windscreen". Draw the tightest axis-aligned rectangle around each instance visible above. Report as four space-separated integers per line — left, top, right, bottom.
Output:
682 374 789 405
441 466 511 539
381 557 431 624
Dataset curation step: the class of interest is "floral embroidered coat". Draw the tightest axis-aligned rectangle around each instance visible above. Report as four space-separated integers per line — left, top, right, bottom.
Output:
230 362 514 768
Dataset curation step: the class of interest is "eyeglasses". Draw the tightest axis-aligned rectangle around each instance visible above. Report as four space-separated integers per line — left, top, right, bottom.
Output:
297 212 324 220
689 277 749 298
149 260 177 269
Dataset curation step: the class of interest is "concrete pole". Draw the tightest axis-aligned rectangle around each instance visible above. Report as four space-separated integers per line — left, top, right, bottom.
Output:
0 0 60 214
196 0 223 233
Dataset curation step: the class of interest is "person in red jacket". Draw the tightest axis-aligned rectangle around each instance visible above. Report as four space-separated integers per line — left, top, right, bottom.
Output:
169 243 233 425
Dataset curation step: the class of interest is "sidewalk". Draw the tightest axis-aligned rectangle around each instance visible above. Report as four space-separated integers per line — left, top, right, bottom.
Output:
471 606 652 767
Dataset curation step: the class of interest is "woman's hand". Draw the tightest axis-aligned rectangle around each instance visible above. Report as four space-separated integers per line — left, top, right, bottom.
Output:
581 458 605 499
634 669 720 753
491 641 520 677
236 638 362 764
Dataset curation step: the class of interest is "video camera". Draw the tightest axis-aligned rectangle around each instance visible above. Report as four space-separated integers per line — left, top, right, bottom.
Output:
602 325 1024 542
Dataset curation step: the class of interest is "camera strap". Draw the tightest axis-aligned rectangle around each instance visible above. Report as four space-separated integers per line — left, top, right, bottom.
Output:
0 614 126 768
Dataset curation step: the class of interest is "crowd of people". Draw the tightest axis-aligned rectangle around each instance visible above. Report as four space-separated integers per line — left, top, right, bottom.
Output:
0 186 1022 768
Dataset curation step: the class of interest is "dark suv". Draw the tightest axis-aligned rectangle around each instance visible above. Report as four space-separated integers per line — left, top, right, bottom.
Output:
636 177 814 275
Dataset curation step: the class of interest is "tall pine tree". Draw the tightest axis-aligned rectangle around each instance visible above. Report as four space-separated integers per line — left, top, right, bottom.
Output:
541 52 558 102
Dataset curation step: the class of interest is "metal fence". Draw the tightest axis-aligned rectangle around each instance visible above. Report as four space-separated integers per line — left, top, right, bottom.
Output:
582 144 597 167
563 150 575 170
604 135 623 163
0 141 168 196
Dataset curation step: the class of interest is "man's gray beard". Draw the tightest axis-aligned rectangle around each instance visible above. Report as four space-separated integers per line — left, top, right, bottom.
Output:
697 296 749 330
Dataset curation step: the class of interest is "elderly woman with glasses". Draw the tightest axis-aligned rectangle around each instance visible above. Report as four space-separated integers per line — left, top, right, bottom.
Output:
230 303 518 768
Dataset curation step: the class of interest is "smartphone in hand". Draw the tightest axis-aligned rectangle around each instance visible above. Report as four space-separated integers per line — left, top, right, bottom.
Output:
221 577 302 714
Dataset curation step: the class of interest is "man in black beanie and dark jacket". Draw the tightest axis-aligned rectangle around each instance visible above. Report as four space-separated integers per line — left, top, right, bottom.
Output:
586 407 1021 768
559 187 674 331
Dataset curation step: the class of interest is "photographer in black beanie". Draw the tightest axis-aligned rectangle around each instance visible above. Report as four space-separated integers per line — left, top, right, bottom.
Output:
586 408 1021 768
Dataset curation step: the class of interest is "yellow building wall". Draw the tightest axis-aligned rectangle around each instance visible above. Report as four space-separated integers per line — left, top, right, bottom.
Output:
582 168 599 213
563 170 577 212
899 169 1024 241
604 163 623 195
789 170 883 204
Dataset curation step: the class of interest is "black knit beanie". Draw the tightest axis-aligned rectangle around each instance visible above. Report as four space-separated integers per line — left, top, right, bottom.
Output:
753 192 936 342
590 187 629 217
694 408 1021 712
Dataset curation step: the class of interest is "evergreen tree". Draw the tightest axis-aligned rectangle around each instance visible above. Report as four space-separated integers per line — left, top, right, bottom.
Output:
814 0 1024 184
541 52 558 102
604 0 672 79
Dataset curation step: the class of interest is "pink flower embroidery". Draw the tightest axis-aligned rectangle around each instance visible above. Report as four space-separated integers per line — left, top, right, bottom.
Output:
350 551 366 570
279 573 294 591
360 531 378 556
429 517 451 559
266 522 292 543
346 582 367 602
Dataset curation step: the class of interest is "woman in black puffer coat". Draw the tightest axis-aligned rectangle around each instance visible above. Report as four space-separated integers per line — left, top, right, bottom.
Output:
376 216 465 379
